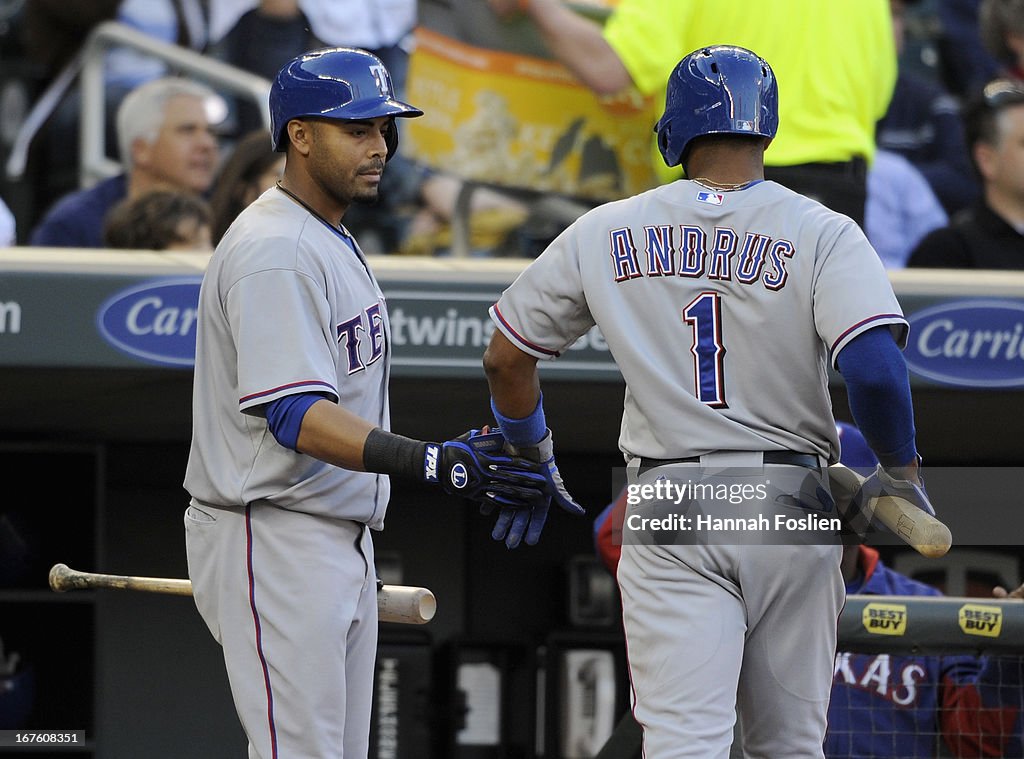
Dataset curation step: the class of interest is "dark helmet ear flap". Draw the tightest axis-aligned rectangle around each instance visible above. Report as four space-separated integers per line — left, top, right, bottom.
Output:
654 118 683 169
385 117 399 162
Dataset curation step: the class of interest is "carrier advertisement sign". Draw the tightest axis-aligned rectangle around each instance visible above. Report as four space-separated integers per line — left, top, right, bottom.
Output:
0 272 618 377
3 265 1024 388
97 280 619 376
96 278 202 367
903 299 1024 389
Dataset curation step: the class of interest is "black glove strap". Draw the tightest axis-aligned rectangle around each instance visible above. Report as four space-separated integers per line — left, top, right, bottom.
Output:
363 428 427 481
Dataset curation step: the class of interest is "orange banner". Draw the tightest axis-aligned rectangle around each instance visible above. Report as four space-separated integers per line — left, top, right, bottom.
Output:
404 27 658 202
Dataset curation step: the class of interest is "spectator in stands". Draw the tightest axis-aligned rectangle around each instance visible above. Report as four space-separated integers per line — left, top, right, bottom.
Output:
866 150 948 269
103 189 213 251
487 0 896 227
878 0 979 215
104 0 214 161
593 422 1024 759
29 77 221 249
908 79 1024 268
937 0 1003 97
210 0 415 93
106 0 211 100
399 170 530 257
21 0 120 83
208 1 323 136
980 0 1024 82
19 1 122 216
207 129 285 243
209 0 419 252
0 197 15 247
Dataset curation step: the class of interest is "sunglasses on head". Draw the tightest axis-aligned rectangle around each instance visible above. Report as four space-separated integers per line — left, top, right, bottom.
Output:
982 79 1024 109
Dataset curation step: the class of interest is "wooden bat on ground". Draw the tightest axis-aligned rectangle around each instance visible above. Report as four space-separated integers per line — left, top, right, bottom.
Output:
828 465 952 558
48 563 436 625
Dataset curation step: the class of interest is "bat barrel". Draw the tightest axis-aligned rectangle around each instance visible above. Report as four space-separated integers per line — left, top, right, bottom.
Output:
379 586 437 624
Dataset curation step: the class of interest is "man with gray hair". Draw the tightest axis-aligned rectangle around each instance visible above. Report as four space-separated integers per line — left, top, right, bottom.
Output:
30 77 221 248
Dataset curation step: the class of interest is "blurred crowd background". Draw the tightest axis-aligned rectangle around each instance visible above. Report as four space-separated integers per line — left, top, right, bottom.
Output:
0 0 1021 266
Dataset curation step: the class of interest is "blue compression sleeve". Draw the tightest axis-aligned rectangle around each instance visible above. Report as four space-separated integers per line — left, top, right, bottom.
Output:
835 327 918 467
491 393 546 446
265 393 330 451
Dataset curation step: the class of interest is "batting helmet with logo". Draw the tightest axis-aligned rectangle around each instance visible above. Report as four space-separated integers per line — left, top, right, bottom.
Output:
654 45 779 169
269 47 423 156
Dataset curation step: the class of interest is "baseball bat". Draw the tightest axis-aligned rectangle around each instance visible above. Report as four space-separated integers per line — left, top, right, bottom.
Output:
48 563 436 625
828 465 952 558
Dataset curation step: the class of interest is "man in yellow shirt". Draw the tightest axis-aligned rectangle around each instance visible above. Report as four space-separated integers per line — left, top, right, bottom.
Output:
489 0 896 226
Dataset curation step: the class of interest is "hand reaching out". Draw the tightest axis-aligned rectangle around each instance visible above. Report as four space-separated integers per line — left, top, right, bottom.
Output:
992 584 1024 599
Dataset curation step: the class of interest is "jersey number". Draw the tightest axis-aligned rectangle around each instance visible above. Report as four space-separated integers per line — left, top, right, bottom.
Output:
683 292 727 408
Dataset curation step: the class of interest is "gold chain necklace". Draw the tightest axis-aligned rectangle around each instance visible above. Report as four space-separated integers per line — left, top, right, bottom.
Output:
691 177 757 192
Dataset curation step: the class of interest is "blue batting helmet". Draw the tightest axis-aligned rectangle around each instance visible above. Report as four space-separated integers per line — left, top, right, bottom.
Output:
269 47 423 156
836 421 878 469
654 45 779 169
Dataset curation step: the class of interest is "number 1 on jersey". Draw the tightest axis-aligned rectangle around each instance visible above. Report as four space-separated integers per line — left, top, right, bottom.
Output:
683 292 728 408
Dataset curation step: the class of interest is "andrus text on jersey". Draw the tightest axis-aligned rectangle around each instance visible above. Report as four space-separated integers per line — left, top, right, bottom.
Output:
609 225 794 291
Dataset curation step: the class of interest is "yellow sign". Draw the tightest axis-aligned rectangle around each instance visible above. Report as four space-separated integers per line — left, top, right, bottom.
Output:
959 604 1003 638
404 27 658 203
862 602 908 636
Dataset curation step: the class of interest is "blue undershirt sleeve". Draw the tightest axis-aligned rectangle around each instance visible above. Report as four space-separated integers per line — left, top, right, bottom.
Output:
264 392 331 451
835 326 918 467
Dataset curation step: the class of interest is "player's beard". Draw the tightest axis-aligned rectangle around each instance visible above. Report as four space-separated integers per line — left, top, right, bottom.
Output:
310 152 383 208
350 158 385 206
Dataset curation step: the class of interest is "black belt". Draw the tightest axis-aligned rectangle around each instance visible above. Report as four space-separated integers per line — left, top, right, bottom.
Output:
639 451 820 474
767 157 867 180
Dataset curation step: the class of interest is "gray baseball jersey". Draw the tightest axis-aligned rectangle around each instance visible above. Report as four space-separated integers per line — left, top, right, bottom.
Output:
491 179 907 463
184 186 388 758
185 187 391 526
491 178 907 758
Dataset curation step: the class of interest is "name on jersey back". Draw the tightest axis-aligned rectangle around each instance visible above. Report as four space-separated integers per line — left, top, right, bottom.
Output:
609 224 794 291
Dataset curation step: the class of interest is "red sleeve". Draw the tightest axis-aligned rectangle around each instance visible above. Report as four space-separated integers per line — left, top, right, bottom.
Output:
595 488 628 575
941 673 1022 757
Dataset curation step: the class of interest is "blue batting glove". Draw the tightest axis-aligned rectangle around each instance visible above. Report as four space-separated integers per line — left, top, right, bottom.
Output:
427 429 548 510
490 429 585 549
854 461 935 517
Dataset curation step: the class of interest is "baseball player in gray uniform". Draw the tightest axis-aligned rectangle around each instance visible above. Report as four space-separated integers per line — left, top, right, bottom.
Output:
183 48 552 759
483 46 933 758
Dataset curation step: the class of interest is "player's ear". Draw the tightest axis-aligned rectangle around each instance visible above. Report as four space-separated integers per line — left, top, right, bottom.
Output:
285 119 313 156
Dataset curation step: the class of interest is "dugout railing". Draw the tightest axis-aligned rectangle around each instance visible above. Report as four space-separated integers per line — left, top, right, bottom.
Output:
4 20 272 190
591 594 1024 759
840 594 1024 655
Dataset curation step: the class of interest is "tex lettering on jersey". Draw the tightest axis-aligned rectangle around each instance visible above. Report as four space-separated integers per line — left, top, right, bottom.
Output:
609 224 794 291
336 301 386 374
